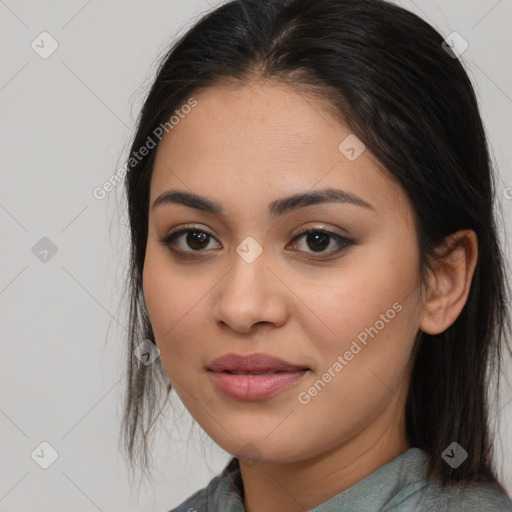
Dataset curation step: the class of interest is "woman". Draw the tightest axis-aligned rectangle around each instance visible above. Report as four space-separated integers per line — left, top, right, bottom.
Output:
120 0 512 510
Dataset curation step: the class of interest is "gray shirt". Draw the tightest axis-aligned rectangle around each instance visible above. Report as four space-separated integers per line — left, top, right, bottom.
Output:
168 447 512 511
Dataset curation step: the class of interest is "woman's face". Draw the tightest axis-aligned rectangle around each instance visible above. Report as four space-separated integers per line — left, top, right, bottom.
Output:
143 80 425 464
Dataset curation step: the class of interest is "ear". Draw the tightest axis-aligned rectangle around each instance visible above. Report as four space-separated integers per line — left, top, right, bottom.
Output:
419 229 478 335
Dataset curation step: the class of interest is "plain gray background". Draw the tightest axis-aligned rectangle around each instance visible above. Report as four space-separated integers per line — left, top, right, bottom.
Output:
1 0 511 510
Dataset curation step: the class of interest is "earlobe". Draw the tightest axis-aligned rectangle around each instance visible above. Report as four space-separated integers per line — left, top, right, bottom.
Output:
419 229 478 335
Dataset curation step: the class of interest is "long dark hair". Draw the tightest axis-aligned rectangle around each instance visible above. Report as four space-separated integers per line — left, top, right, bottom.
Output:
120 0 512 491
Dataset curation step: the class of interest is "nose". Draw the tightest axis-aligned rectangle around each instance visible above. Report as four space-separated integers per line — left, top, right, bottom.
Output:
212 251 289 334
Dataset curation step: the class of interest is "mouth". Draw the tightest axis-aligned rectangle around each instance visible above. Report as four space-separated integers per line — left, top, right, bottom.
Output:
207 352 310 374
215 369 308 376
208 369 310 401
206 352 311 400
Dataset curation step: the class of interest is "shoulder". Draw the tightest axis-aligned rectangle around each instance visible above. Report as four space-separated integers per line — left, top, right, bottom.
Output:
432 481 512 512
386 479 512 511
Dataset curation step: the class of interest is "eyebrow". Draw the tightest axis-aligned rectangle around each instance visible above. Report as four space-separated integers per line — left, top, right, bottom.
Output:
151 187 374 217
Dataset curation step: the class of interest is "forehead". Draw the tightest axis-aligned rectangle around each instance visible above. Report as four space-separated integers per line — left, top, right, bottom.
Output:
154 79 353 168
150 80 408 219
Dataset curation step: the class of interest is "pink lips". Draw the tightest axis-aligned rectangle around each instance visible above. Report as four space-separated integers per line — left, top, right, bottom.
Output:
207 352 310 401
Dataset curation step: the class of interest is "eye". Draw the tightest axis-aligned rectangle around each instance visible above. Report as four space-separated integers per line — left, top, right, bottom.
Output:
287 227 352 257
159 225 353 258
159 226 220 255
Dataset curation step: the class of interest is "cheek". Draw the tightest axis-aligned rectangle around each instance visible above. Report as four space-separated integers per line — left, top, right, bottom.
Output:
293 273 418 444
142 249 211 367
140 249 225 437
309 240 419 355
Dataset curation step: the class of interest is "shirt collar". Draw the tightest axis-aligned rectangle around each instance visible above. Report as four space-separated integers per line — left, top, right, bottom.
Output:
207 448 429 511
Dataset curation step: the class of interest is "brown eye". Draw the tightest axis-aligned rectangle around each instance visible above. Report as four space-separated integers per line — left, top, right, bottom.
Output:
183 230 210 251
303 232 330 252
159 226 353 259
288 229 352 256
160 229 220 253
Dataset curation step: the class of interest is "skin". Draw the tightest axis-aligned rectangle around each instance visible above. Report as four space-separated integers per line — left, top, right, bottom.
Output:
142 79 478 512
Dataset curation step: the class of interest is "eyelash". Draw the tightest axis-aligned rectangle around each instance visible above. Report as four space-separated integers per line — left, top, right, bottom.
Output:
158 225 353 259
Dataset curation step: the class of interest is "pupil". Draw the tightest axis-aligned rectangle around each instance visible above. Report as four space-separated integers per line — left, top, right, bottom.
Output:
187 231 208 250
307 233 329 252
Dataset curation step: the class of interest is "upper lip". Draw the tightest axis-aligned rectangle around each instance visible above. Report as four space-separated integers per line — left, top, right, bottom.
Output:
207 352 310 373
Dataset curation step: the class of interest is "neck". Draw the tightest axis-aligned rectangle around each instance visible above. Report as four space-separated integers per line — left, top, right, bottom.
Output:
240 403 411 512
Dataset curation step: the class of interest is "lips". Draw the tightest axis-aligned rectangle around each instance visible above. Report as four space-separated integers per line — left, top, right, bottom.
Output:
207 352 310 400
207 352 309 374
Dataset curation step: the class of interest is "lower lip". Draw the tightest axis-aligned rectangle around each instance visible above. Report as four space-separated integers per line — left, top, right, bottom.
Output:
209 370 309 400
